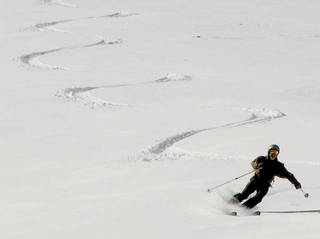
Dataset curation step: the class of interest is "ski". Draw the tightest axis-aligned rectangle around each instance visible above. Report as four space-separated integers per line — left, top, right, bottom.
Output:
228 210 320 216
260 209 320 214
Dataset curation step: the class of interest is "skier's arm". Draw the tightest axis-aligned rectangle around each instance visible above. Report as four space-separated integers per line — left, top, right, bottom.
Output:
251 156 264 172
278 164 301 189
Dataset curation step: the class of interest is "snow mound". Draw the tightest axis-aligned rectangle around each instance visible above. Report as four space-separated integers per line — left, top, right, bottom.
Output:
242 107 287 119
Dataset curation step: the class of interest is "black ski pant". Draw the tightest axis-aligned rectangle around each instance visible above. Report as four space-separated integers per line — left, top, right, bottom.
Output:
236 177 270 208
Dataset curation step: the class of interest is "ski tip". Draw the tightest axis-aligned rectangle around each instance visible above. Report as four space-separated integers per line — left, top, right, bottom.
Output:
228 210 260 216
231 211 237 216
253 211 261 216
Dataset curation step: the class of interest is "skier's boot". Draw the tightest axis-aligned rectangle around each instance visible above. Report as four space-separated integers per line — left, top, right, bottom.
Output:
229 193 243 204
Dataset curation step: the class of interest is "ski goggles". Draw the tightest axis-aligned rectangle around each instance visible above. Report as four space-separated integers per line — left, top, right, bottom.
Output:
269 149 279 155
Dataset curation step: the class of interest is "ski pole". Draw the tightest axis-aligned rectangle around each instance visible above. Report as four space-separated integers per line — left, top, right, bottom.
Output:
300 188 309 198
207 170 254 193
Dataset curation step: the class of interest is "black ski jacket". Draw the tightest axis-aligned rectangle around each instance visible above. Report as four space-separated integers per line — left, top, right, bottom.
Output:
251 156 300 187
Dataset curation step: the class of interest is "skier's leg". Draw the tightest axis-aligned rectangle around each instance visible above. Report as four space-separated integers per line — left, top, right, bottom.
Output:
233 178 258 203
242 184 269 208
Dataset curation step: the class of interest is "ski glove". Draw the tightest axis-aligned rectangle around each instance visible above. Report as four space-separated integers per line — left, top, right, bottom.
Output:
295 182 301 190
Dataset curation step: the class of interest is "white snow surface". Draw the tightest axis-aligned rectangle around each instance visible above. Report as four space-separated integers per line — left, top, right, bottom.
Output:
1 0 320 238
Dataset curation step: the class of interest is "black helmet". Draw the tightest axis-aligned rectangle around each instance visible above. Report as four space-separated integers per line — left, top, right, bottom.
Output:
268 144 280 154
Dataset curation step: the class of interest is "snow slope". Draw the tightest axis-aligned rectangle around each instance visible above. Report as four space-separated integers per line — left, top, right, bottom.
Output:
0 0 320 238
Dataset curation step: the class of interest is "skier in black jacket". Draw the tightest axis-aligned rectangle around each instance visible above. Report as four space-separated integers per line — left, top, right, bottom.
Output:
232 144 301 208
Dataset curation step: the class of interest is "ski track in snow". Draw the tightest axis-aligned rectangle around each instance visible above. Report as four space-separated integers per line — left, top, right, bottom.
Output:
135 108 287 161
20 39 121 70
24 12 139 32
21 11 135 70
21 5 192 109
55 74 192 108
